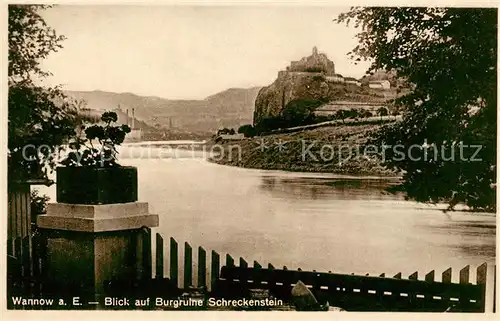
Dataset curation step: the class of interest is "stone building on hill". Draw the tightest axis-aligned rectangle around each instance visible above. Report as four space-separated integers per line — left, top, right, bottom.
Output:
325 74 345 83
286 46 336 76
344 77 361 86
369 80 391 90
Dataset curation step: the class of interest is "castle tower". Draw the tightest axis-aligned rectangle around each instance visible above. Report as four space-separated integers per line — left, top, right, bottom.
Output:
312 46 318 56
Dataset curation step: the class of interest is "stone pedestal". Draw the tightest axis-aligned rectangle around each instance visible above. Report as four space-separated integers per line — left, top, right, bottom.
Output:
37 202 158 307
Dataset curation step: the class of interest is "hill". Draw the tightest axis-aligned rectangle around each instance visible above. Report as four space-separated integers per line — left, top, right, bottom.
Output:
210 121 398 177
65 87 262 135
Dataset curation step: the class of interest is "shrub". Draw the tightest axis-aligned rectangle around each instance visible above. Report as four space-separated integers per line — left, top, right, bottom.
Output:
31 189 50 225
216 127 236 135
61 111 131 168
237 124 256 137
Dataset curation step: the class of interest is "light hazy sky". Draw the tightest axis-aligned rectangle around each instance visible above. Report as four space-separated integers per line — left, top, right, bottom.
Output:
39 5 372 100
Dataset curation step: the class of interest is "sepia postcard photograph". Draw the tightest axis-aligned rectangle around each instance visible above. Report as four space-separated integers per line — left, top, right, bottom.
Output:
3 1 498 315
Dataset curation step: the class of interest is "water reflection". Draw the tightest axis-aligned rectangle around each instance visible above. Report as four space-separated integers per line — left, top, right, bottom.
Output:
259 176 406 201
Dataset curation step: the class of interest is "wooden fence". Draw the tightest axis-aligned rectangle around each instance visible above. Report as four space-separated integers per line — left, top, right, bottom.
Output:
7 233 47 309
6 183 48 309
7 183 31 242
217 265 489 312
135 228 495 312
6 224 496 312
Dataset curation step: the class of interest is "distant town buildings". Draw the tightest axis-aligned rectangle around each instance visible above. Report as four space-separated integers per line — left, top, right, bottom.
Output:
344 77 362 86
368 80 391 90
325 74 345 83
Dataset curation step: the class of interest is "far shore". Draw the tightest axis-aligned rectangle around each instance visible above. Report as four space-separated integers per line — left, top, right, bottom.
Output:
207 122 400 178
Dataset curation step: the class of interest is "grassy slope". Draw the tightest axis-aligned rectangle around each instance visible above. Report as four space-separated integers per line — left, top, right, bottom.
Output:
211 122 398 177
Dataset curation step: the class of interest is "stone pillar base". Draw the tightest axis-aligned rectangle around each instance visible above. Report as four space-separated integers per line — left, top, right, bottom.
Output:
37 202 158 308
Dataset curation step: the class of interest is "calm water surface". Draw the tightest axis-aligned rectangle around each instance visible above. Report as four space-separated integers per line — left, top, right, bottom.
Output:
39 143 496 283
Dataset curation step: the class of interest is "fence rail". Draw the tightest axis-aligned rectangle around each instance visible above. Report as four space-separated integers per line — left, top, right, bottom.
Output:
217 265 487 312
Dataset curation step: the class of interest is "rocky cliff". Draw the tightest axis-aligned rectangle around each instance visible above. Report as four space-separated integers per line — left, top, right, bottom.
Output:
253 72 331 124
254 71 392 124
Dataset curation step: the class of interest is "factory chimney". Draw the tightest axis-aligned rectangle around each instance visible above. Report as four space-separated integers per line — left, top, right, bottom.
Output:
125 109 129 126
132 108 135 129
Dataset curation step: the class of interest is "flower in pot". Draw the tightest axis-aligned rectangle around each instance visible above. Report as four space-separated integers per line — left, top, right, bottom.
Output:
58 111 137 205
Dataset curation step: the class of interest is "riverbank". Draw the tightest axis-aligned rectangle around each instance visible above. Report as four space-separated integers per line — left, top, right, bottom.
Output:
209 122 399 177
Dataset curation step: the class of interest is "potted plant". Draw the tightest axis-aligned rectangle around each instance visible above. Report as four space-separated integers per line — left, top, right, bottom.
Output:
58 111 137 204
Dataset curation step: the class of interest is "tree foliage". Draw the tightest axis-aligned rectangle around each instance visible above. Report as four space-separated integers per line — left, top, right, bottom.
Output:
377 107 388 120
8 5 81 182
281 99 322 126
337 8 497 211
238 124 256 137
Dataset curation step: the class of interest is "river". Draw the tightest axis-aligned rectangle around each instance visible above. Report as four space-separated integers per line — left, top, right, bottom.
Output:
37 142 496 299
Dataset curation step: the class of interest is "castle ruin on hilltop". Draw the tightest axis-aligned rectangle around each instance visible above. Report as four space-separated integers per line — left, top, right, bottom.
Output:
279 47 355 85
287 46 336 75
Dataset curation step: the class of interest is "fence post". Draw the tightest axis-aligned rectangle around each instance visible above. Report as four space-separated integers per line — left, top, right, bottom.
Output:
21 236 31 294
142 227 152 280
253 261 262 287
459 265 469 284
493 266 496 313
184 242 192 288
442 267 452 283
440 267 452 305
423 270 435 301
211 251 220 291
476 263 487 312
239 258 248 284
425 270 435 282
156 233 164 279
226 254 234 267
170 237 178 287
198 247 206 288
457 265 470 308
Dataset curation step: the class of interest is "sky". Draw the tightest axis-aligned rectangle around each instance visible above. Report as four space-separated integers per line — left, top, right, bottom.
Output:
39 5 372 100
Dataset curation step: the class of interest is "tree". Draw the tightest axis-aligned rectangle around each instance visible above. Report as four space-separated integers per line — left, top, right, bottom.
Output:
347 108 360 120
281 99 322 127
337 8 496 212
362 110 373 118
9 5 81 182
238 124 255 137
335 110 349 124
376 107 388 121
216 127 236 136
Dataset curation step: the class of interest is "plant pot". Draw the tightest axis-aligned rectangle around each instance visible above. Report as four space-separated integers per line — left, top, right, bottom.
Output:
56 166 138 205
